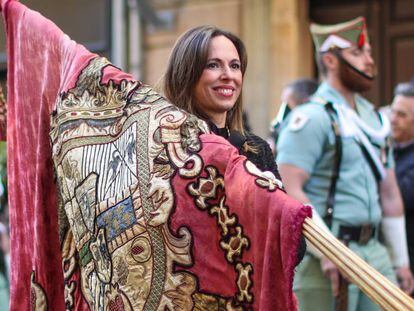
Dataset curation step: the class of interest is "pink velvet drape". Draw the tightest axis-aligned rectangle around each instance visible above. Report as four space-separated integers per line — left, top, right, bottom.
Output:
2 0 95 309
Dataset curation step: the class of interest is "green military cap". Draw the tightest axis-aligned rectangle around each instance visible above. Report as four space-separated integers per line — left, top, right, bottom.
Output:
310 16 368 52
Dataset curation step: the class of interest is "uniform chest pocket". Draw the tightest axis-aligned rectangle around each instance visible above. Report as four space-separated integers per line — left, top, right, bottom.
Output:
341 137 363 166
326 132 362 168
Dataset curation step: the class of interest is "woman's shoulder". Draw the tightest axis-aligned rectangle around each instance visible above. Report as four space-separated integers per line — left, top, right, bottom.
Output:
241 131 281 178
244 132 271 150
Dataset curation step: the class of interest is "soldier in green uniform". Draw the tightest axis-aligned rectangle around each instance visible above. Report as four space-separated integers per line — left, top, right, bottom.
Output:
277 17 414 310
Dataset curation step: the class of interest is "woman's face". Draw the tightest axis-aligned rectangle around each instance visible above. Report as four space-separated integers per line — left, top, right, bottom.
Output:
194 35 242 127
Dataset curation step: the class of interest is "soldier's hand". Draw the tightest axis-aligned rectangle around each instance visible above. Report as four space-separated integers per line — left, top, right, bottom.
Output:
395 266 414 294
321 257 339 296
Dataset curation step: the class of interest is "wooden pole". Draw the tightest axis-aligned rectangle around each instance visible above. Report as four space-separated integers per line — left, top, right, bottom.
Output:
302 218 414 311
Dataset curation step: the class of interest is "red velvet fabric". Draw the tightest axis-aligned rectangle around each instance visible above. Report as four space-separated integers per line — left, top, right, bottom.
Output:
172 135 311 310
2 1 95 309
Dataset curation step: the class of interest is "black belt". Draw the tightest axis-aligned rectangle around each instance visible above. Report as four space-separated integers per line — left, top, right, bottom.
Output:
338 224 376 245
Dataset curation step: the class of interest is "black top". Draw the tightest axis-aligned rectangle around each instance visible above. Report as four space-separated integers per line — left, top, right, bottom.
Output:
394 141 414 272
210 123 306 265
394 142 414 218
210 124 281 180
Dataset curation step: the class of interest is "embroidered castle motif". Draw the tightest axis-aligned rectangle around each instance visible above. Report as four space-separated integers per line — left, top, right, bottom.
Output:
51 57 210 310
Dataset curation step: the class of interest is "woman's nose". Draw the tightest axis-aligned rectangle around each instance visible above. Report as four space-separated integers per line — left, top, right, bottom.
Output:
220 66 233 79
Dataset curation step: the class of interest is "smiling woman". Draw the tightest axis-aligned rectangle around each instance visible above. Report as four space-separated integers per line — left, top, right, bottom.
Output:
162 25 282 180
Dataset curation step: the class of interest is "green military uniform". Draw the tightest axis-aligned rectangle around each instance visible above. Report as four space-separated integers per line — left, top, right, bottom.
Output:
277 82 396 310
276 16 397 311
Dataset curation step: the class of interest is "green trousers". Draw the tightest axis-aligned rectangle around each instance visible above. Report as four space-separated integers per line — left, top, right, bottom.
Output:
293 238 397 311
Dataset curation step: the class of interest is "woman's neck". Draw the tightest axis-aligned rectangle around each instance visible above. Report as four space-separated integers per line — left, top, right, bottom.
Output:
208 121 230 139
209 113 227 128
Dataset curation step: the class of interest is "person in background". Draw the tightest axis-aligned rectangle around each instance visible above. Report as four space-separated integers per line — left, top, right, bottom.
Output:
277 16 413 310
162 25 281 179
391 82 414 291
269 78 319 153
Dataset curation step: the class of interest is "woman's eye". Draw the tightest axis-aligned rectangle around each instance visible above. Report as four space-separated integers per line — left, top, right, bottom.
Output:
231 63 241 70
206 62 219 69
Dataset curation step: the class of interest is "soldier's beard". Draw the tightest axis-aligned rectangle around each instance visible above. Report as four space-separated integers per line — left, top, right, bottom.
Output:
337 54 376 93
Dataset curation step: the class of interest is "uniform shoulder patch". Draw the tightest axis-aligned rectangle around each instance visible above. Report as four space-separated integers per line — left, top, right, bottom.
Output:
288 111 309 132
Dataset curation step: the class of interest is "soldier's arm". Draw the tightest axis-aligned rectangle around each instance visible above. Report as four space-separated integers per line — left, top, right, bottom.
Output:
276 104 332 235
380 168 404 216
277 104 333 238
279 164 310 203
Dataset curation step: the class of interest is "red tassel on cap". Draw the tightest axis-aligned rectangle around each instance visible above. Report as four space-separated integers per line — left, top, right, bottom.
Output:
358 31 365 48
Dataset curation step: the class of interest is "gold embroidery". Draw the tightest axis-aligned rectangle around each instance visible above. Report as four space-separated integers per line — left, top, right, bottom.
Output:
209 197 237 235
130 237 152 263
189 166 254 307
188 166 224 210
164 273 197 310
236 263 253 303
62 231 77 310
220 226 249 263
105 284 133 311
245 160 283 192
30 271 48 311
